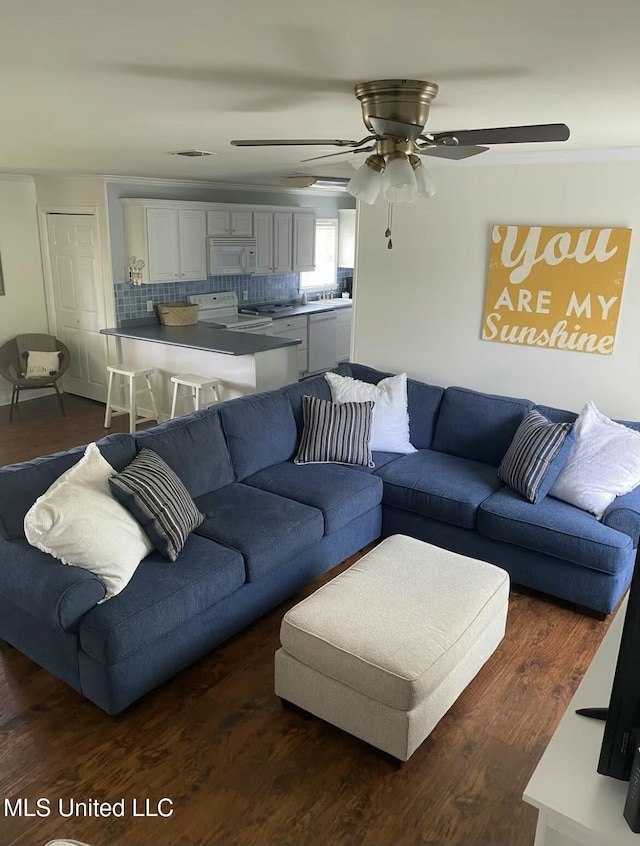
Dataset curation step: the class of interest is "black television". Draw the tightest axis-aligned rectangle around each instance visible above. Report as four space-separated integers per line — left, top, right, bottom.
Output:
589 545 640 780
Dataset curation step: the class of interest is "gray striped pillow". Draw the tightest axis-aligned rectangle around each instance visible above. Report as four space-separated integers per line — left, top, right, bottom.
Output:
295 395 375 467
109 449 204 561
498 409 574 504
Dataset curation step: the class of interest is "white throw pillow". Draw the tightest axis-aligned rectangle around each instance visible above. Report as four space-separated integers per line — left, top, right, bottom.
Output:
324 371 416 454
549 401 640 519
25 350 61 378
24 442 153 599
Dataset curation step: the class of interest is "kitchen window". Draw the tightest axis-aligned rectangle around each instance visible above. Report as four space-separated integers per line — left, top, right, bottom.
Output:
300 218 338 290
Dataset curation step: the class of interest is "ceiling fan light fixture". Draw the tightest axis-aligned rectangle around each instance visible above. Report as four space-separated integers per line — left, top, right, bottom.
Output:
346 154 385 205
410 155 436 199
382 152 417 203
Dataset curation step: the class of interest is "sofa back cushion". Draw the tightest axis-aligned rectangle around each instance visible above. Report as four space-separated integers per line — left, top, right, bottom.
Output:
432 387 533 467
135 408 233 498
0 432 136 541
220 389 298 480
283 375 333 436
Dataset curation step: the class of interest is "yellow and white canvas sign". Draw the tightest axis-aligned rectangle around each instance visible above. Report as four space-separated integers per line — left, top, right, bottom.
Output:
481 224 631 355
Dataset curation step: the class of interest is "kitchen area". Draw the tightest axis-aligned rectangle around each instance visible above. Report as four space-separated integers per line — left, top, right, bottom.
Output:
101 196 355 417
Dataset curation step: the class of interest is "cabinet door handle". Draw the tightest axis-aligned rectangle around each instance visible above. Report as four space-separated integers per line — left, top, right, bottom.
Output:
175 273 179 278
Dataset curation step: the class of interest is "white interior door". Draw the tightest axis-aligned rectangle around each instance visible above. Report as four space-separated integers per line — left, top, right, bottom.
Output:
46 213 108 402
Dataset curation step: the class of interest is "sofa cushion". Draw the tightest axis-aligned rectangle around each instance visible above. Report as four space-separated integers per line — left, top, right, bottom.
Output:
109 449 204 561
498 409 574 504
549 401 640 519
244 462 383 535
79 534 245 665
24 443 153 600
346 451 403 474
432 387 533 467
478 486 633 575
135 408 233 499
283 375 333 436
375 450 504 529
324 371 416 454
0 432 136 541
220 390 298 480
294 395 375 468
195 483 324 581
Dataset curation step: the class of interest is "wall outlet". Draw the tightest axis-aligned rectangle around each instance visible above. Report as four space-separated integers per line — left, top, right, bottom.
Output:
146 300 154 313
242 290 249 301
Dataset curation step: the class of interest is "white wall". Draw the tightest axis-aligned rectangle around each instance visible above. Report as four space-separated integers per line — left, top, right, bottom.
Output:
353 159 640 420
0 177 49 406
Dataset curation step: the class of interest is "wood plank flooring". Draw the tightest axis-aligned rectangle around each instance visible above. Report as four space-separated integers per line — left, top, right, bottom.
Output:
0 394 612 846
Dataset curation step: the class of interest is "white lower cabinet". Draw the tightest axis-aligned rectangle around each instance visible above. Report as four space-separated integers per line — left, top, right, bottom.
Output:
336 306 353 362
273 315 308 378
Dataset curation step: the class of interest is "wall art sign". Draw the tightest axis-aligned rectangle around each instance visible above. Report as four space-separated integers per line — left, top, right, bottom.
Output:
481 224 632 355
0 251 4 296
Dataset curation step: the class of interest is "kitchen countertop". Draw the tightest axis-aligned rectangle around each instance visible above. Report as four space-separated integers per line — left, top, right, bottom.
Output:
241 298 353 320
100 323 301 356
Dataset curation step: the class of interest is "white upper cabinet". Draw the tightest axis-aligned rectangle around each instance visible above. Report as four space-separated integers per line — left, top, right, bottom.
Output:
253 212 274 274
254 211 295 274
338 209 356 268
206 209 253 237
293 212 316 272
123 199 315 283
273 213 293 273
146 208 181 283
178 209 207 280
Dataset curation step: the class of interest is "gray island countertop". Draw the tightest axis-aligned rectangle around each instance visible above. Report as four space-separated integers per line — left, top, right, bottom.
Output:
101 323 301 356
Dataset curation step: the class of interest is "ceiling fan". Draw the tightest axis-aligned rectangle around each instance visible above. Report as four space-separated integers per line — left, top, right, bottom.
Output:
231 79 570 205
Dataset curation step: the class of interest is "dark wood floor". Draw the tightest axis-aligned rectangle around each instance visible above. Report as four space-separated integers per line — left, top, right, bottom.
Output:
0 393 612 846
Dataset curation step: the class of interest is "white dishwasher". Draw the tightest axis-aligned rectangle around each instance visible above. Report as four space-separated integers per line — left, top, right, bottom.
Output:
308 310 337 374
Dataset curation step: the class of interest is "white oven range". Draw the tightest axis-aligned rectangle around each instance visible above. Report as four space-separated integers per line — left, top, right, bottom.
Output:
188 292 274 335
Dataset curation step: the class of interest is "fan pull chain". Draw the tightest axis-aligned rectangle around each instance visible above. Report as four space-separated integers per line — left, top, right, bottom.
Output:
385 203 393 250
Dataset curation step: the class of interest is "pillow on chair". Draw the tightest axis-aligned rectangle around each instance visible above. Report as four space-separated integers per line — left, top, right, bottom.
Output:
24 350 61 378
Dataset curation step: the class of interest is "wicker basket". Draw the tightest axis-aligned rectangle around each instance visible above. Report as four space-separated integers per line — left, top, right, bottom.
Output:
157 302 199 326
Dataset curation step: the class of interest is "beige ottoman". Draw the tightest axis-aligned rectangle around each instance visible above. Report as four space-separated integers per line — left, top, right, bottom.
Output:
275 534 509 762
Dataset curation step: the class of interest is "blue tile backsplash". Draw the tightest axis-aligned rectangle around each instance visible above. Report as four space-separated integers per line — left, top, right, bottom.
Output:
114 269 352 325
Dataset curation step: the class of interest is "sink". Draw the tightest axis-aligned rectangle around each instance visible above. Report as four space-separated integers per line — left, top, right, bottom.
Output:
266 306 296 314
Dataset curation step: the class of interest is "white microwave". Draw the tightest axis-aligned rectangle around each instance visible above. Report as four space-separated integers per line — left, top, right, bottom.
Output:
208 238 257 275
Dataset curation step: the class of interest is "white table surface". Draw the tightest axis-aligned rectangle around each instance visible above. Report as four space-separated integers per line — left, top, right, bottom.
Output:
523 596 638 845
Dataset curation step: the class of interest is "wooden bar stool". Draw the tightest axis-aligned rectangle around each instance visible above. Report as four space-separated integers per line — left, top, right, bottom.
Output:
170 374 222 419
104 364 159 433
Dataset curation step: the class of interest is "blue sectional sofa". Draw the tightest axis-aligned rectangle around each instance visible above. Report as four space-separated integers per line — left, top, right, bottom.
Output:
1 363 638 714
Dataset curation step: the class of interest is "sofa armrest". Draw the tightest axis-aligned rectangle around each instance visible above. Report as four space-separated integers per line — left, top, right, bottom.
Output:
0 540 105 632
602 486 640 547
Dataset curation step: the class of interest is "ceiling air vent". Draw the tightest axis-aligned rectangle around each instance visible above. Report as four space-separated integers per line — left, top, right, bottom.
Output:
170 149 217 157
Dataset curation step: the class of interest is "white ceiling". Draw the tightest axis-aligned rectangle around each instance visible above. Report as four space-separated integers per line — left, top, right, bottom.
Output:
1 0 639 185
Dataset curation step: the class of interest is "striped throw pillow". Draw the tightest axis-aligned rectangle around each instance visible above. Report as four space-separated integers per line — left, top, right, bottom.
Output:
109 449 204 561
498 409 574 504
295 395 375 467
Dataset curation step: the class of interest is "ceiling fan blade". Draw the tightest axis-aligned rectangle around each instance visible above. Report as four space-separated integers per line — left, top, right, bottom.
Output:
301 146 375 163
419 145 489 160
231 138 359 147
430 123 570 147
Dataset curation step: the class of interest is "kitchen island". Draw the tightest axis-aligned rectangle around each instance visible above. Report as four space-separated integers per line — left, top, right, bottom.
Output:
101 322 300 419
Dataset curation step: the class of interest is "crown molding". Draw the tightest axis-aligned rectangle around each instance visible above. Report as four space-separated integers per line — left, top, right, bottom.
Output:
102 174 347 196
0 173 34 182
